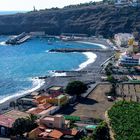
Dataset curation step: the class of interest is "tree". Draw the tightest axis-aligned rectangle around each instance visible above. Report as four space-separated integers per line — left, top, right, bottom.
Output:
12 118 27 136
12 114 38 136
107 75 115 83
107 75 117 97
93 121 110 140
65 81 87 96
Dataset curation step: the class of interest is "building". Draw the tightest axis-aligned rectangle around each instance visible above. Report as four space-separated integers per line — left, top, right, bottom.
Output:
40 115 70 129
28 126 64 140
34 94 68 106
114 0 140 6
0 110 29 136
114 33 134 47
28 115 78 140
17 97 36 106
45 94 69 106
27 105 60 118
47 86 63 98
119 53 140 66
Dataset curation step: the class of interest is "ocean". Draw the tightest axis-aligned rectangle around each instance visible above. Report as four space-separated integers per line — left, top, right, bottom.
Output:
0 36 101 104
0 11 27 15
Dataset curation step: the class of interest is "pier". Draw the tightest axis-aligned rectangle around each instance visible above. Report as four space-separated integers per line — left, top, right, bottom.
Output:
6 32 32 45
49 48 113 53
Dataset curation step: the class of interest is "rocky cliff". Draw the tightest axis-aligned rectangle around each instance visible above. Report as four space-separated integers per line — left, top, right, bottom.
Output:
0 5 140 37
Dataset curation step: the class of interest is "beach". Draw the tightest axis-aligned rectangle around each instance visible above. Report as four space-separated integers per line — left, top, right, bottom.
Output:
0 37 114 112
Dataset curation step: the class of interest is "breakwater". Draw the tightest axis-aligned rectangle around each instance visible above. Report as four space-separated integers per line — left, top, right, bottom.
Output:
6 32 31 45
49 48 113 53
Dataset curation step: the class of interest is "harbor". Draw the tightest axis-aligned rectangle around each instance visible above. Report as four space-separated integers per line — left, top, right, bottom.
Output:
6 32 32 45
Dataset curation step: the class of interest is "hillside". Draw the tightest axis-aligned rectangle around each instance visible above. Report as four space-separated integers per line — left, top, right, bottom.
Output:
0 5 140 37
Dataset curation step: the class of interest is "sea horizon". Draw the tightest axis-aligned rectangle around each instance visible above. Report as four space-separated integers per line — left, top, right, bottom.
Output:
0 11 28 15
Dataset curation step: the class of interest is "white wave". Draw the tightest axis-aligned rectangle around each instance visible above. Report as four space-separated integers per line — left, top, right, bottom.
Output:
49 70 67 77
76 41 107 49
76 52 97 71
0 78 45 104
0 41 6 46
45 50 49 53
46 50 57 54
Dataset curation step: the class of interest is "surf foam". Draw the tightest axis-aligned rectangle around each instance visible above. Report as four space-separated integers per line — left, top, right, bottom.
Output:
76 41 107 49
49 71 67 77
0 41 6 46
77 52 97 71
0 78 45 104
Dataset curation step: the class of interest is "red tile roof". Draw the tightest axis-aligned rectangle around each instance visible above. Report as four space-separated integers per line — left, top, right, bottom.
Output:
48 129 63 139
61 129 78 136
0 115 15 128
38 103 52 110
0 110 29 128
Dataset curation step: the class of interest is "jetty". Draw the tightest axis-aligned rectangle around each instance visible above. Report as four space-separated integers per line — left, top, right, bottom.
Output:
49 48 113 53
6 32 32 45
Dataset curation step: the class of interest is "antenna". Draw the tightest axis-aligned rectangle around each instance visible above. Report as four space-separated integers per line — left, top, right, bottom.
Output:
33 6 36 11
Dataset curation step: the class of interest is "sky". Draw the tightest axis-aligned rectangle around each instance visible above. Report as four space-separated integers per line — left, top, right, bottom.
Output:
0 0 98 11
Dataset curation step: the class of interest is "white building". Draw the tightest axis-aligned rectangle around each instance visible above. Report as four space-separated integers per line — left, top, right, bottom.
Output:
115 0 140 6
119 52 140 66
114 33 134 47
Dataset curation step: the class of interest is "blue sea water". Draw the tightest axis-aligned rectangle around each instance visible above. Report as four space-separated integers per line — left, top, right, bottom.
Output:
0 11 27 15
0 36 100 103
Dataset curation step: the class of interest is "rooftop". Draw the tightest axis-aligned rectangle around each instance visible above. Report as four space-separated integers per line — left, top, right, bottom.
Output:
0 110 29 128
48 129 63 139
57 94 65 99
49 86 62 91
3 110 29 120
0 115 15 128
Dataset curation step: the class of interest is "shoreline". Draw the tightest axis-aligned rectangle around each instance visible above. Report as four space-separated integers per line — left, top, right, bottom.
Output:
0 38 113 111
0 78 45 110
76 41 107 49
76 52 97 71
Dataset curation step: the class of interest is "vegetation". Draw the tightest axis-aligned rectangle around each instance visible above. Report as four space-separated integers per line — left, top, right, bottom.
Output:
0 4 140 37
93 121 110 140
65 81 87 96
106 75 117 97
80 121 110 140
12 114 38 136
108 101 140 140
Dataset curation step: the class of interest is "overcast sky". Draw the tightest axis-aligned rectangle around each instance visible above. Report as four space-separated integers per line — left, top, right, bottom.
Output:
0 0 99 11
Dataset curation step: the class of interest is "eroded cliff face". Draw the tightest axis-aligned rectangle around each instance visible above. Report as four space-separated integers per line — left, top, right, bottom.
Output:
0 5 139 37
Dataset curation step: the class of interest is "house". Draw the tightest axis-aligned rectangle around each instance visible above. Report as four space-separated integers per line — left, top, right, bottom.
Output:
28 117 78 140
28 127 63 140
0 110 29 136
40 115 70 129
34 96 48 105
27 105 60 118
47 86 63 98
46 94 69 106
17 97 36 106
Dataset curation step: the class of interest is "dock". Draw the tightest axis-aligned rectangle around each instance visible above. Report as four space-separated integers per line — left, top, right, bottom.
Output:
6 32 32 45
49 48 113 53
